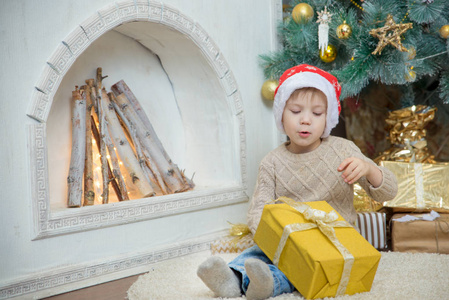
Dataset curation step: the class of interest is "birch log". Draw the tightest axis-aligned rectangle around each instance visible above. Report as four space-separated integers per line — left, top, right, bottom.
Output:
109 93 164 195
85 79 98 114
83 86 95 206
95 68 108 114
102 114 130 201
111 81 194 191
93 69 111 203
100 89 155 198
113 93 187 193
98 87 110 204
67 87 86 207
90 115 123 202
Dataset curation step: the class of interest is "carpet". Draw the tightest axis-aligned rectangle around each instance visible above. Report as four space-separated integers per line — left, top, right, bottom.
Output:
127 250 449 300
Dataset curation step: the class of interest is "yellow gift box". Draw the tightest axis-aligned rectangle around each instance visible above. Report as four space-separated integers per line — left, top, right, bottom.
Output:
254 200 381 299
380 161 449 212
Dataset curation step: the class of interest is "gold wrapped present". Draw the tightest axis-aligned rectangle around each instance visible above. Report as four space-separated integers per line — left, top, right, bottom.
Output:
380 161 449 212
353 183 382 212
374 105 437 164
385 105 436 145
254 198 381 299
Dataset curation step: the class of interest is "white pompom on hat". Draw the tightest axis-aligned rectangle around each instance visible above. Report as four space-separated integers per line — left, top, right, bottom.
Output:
273 64 342 138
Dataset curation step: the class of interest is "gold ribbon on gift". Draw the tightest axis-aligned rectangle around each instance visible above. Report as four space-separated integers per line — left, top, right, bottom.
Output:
436 218 449 253
413 163 425 209
273 197 355 297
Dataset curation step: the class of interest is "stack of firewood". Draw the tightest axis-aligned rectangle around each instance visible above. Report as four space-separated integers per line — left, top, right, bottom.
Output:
67 68 194 207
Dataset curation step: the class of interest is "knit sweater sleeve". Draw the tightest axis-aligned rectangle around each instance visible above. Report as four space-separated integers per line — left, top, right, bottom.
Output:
347 141 398 202
247 158 276 235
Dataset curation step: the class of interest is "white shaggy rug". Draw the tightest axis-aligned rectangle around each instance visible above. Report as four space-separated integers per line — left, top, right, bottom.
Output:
127 250 449 300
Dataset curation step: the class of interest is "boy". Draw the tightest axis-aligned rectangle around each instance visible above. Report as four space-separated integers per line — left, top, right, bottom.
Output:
197 64 398 299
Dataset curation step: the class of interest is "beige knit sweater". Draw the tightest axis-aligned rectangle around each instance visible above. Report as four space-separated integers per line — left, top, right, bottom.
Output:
247 136 398 235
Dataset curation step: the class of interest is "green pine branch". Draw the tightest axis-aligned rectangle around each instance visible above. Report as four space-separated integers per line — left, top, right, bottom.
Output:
259 0 449 112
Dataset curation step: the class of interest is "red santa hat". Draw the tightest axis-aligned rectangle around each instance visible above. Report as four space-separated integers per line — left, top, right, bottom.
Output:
273 64 341 138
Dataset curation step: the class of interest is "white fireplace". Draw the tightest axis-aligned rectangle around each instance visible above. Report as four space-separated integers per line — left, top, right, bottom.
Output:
28 1 249 239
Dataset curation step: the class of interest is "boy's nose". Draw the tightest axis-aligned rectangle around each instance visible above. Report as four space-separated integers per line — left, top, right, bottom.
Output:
300 113 312 125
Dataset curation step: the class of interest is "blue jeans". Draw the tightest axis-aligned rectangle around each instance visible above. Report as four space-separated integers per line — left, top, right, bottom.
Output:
228 245 296 297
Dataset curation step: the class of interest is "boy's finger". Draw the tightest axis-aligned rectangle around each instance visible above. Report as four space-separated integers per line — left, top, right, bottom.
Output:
345 168 361 183
343 167 355 180
337 158 352 171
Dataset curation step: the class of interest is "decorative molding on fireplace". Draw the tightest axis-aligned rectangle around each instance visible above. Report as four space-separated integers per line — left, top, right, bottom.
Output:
26 0 249 240
0 230 223 300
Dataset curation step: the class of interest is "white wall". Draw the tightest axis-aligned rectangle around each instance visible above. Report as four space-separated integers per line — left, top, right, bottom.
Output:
0 0 281 298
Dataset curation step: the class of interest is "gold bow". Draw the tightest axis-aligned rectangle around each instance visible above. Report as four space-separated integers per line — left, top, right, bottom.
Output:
226 222 253 250
273 197 354 296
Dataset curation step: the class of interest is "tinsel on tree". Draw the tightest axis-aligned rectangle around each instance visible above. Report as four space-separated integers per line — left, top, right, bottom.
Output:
260 0 449 114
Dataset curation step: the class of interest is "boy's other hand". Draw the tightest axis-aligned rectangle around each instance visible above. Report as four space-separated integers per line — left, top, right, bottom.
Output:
337 157 370 184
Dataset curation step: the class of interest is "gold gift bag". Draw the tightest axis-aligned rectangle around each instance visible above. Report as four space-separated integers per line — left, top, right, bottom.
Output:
254 199 381 299
380 161 449 212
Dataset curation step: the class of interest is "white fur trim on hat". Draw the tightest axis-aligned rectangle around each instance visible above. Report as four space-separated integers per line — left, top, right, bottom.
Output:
273 71 339 138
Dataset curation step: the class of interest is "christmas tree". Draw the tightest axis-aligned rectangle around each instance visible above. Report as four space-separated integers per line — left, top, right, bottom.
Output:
261 0 449 109
260 0 449 159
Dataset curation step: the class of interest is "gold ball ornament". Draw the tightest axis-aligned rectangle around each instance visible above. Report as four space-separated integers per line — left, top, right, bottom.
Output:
319 44 337 63
292 3 314 24
336 21 352 39
261 79 279 101
439 25 449 39
405 69 416 82
407 46 416 60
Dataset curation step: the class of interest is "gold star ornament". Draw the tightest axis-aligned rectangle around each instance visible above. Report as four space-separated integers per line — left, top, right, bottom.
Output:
369 15 413 55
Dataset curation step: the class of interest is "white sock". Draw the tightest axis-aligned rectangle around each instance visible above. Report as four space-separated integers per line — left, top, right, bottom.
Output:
197 256 241 298
245 258 274 300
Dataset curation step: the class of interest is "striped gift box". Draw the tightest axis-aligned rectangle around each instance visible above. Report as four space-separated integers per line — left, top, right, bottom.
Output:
356 212 387 250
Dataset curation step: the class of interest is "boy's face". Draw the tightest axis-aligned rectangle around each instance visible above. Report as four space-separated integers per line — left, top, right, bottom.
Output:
282 88 327 154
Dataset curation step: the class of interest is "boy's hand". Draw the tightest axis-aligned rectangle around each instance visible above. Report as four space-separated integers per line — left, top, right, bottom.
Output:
337 157 373 185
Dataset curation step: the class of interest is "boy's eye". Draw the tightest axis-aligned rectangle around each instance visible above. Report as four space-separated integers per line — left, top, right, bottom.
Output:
314 112 323 116
290 109 300 114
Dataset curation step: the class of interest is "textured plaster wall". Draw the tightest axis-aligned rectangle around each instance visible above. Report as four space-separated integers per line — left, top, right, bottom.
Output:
0 0 280 296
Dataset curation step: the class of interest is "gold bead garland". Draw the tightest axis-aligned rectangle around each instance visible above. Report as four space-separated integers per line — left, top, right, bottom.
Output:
349 0 364 11
401 1 416 23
